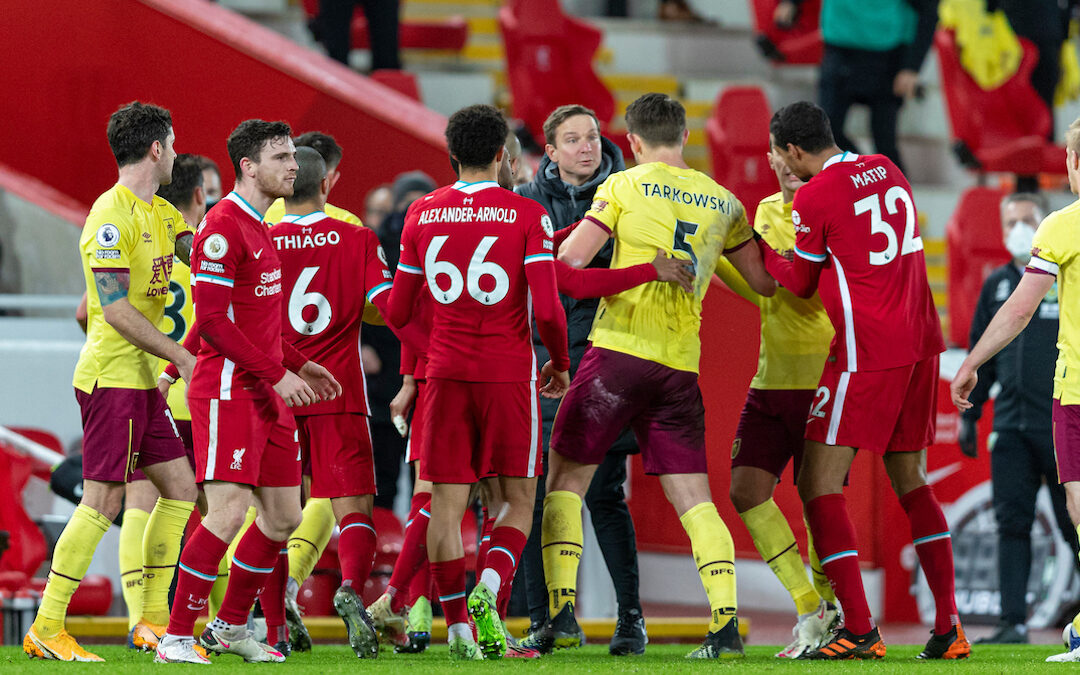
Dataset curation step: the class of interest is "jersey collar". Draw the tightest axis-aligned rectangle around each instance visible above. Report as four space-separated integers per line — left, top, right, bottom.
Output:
452 180 499 194
279 211 328 226
822 151 858 170
224 191 265 223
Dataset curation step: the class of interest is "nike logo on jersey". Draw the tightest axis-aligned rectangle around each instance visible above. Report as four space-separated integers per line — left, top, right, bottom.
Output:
253 249 264 259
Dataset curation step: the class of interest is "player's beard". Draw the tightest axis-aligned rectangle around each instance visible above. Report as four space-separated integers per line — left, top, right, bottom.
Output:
257 169 294 200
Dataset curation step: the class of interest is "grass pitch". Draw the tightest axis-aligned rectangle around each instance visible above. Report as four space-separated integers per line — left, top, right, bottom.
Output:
0 643 1065 672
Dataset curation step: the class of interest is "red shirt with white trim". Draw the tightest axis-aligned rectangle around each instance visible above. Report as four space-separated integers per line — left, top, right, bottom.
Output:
388 180 569 383
271 210 392 415
791 153 943 371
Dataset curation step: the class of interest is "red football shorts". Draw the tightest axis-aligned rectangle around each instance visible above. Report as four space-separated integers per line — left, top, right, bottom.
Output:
404 380 427 466
296 413 376 498
805 354 938 454
1053 400 1080 483
189 395 301 488
731 388 816 481
419 377 541 484
551 347 707 475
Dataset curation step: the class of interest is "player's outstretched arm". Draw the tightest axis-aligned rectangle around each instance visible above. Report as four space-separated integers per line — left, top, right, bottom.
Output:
726 239 777 297
95 270 196 375
757 239 817 297
558 219 611 269
952 271 1055 410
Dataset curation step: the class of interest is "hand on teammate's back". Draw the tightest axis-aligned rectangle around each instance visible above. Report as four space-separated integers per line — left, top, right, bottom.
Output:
299 361 342 402
539 361 570 399
274 370 317 407
652 250 695 292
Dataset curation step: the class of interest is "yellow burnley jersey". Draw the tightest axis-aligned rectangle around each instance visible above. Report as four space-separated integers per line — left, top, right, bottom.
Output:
1029 199 1080 403
586 162 753 373
714 193 833 390
264 199 364 227
157 258 193 420
74 184 190 392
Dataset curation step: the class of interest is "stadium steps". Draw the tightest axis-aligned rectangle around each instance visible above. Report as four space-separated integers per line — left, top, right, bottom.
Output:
64 614 750 643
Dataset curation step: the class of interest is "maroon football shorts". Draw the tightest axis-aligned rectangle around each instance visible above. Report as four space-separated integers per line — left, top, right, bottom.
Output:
731 388 816 480
550 347 706 475
296 413 376 498
805 354 938 454
404 379 427 466
1053 400 1080 483
419 378 541 484
76 385 186 483
130 419 195 482
189 395 301 488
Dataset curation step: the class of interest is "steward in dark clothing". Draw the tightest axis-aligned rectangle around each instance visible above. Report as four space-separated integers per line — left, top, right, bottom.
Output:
514 135 645 647
963 262 1079 640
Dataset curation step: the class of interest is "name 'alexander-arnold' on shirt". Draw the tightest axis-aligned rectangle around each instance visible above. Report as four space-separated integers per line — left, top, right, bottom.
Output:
417 206 520 224
639 182 732 213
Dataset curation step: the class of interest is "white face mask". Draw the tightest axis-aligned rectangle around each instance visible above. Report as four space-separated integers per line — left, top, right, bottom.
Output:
1005 222 1037 264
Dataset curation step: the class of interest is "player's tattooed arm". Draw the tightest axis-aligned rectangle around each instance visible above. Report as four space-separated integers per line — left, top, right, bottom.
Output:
94 269 131 307
174 232 194 266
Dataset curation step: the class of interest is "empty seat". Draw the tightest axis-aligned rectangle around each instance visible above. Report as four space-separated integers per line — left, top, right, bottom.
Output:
946 187 1011 346
749 0 823 65
706 86 776 226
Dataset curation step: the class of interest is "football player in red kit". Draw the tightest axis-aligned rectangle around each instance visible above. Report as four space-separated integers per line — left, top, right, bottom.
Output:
760 101 967 661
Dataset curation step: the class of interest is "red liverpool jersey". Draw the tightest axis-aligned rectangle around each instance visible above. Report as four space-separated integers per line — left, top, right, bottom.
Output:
792 153 944 372
188 192 290 399
271 211 392 415
391 180 569 382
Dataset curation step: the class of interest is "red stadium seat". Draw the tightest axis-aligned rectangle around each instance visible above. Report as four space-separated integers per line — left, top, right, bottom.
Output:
748 0 823 64
300 0 468 52
372 506 404 571
0 442 47 577
706 86 776 226
946 187 1011 346
935 29 1065 177
499 0 618 151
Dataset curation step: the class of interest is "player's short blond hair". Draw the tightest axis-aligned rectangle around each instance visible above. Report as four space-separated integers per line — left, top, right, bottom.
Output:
1067 116 1080 155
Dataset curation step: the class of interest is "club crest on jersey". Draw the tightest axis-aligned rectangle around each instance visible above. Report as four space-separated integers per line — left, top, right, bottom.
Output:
592 199 607 213
377 245 388 266
540 214 554 237
203 233 228 260
791 210 802 226
96 223 120 248
230 447 246 471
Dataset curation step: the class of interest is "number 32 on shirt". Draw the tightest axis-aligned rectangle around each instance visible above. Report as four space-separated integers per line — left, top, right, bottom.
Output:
854 185 922 266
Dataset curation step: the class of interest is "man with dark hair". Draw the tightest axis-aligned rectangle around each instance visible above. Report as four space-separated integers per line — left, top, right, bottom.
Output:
157 120 341 664
540 92 775 659
24 102 198 663
516 103 648 656
272 146 403 659
195 156 223 209
265 131 363 226
761 100 966 660
960 192 1077 645
385 103 571 660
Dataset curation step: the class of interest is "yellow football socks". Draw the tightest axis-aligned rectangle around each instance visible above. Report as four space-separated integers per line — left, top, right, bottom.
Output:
541 490 583 616
680 501 737 633
740 499 819 615
118 507 150 630
34 504 112 638
805 517 837 605
140 497 195 625
287 498 335 587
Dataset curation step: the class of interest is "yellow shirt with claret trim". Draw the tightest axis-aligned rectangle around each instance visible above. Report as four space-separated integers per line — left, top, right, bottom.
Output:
264 199 364 227
157 258 193 420
1029 198 1080 403
714 192 833 390
74 184 190 392
585 162 753 374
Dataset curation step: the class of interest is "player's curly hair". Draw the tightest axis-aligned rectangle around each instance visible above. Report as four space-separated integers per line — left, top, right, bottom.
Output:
295 131 343 169
625 93 685 147
770 101 835 154
227 119 292 179
445 104 508 171
106 101 172 168
156 154 204 210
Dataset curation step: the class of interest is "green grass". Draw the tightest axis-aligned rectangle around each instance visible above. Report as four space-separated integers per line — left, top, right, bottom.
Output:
0 643 1067 672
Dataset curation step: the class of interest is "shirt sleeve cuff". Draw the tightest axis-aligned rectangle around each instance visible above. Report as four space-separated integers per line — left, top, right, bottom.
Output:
584 214 612 234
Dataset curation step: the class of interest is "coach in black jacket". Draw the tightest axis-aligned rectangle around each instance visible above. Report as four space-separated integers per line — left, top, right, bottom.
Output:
514 105 646 655
962 192 1078 644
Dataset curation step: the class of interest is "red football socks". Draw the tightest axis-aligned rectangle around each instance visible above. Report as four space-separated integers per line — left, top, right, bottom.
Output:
260 547 289 646
167 525 230 637
476 510 495 578
431 557 468 627
388 492 431 613
338 512 377 588
216 523 286 627
407 559 431 606
805 493 875 635
900 484 958 634
484 526 526 614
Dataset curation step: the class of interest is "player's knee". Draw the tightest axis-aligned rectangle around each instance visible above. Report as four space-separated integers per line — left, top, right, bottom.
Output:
729 483 768 514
